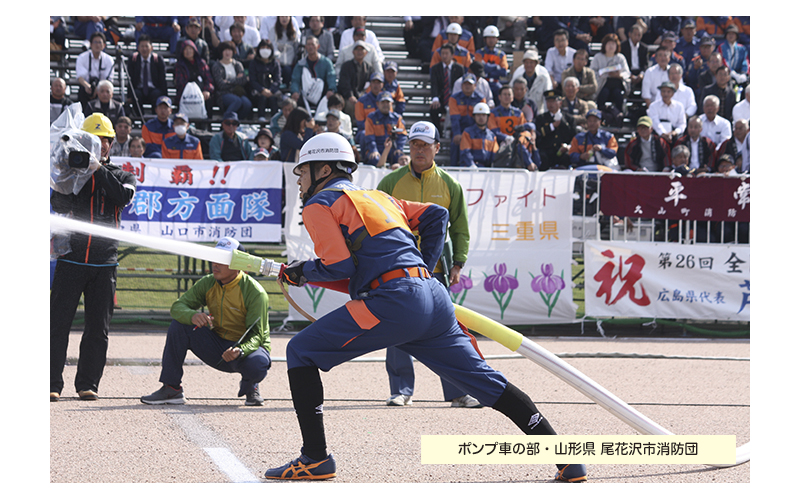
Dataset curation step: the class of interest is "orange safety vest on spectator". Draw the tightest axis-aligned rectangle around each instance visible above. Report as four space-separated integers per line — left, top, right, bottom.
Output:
431 31 475 56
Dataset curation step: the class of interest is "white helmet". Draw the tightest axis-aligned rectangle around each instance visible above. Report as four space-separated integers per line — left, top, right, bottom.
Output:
483 25 500 38
446 22 462 35
293 132 358 176
473 102 491 115
293 133 358 205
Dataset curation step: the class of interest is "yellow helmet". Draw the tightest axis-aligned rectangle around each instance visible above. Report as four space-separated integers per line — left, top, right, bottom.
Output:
82 112 116 138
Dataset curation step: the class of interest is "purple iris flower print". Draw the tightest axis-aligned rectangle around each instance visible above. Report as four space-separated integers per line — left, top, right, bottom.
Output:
483 263 518 320
531 264 566 294
530 263 566 317
484 263 519 294
449 271 473 306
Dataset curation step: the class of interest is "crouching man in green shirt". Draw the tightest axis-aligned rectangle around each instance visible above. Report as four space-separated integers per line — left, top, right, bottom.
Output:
141 237 271 406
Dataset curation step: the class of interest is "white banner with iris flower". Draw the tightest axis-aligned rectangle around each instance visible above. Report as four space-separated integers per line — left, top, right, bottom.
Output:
283 164 576 325
452 169 576 324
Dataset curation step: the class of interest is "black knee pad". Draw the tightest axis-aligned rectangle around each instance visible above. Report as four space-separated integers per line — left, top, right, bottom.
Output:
491 382 557 436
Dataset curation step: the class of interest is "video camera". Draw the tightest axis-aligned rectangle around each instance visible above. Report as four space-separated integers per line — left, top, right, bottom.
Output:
50 130 102 195
66 145 91 170
390 126 405 141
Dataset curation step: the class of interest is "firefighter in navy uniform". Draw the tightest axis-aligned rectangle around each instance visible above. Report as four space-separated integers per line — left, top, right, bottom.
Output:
50 113 137 402
263 132 587 483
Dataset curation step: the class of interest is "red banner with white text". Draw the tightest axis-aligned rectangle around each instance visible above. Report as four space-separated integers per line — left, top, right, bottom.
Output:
599 173 750 222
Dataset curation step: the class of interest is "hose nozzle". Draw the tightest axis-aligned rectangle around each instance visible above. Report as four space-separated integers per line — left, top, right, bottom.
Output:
229 249 282 277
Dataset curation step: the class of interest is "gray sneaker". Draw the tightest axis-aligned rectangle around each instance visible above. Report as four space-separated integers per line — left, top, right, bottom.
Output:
245 384 264 406
141 384 186 405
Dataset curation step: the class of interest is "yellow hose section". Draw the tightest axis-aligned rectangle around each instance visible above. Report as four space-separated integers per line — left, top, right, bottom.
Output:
454 304 523 352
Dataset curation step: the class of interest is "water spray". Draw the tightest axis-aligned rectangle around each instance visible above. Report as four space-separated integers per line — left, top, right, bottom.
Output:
49 215 282 277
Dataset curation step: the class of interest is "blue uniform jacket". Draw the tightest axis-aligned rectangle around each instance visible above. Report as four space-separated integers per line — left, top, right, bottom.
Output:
300 178 449 297
459 125 497 167
364 110 407 164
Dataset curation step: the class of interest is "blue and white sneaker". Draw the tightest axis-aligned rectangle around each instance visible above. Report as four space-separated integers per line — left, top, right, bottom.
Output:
265 451 336 480
555 464 587 482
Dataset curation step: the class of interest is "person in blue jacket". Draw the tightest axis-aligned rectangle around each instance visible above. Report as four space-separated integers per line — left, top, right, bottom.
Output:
363 92 407 166
459 102 498 167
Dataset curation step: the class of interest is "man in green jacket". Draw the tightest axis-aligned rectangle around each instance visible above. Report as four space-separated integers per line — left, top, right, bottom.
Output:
141 237 271 406
376 121 480 408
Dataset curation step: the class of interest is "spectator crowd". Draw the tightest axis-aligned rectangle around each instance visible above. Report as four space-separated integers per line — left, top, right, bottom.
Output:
50 16 749 174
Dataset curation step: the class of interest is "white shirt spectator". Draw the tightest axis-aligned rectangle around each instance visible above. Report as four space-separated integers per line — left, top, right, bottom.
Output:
220 22 261 48
627 40 644 72
429 16 449 39
647 99 686 136
641 64 669 104
655 82 696 117
511 64 553 115
339 27 384 61
687 136 702 169
733 135 746 156
335 41 384 77
545 46 576 85
732 98 750 123
215 16 258 33
75 50 115 85
259 16 303 43
699 114 732 150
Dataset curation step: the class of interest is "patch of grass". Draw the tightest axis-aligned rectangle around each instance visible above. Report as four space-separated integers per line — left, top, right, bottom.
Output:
113 244 290 311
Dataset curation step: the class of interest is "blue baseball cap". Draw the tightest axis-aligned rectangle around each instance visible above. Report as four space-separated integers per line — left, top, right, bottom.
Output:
156 95 172 107
586 109 603 120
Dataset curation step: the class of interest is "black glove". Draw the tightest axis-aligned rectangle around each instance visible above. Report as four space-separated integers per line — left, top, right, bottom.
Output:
280 260 308 287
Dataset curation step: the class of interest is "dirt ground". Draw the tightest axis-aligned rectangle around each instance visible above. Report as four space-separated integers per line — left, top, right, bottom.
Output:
45 326 755 497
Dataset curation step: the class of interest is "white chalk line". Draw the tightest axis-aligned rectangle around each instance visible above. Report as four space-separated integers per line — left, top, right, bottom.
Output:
203 447 260 483
168 411 260 483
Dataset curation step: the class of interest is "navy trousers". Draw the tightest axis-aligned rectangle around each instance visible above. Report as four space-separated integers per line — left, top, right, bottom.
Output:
159 320 271 394
385 272 466 401
287 276 508 407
